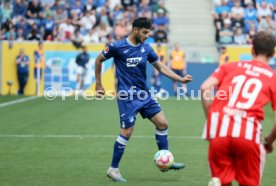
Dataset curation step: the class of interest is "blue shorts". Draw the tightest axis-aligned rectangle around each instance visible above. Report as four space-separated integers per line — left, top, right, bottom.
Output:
117 96 162 129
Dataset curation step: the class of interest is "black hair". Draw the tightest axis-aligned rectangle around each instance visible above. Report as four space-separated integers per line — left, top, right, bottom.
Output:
132 17 152 30
253 31 276 58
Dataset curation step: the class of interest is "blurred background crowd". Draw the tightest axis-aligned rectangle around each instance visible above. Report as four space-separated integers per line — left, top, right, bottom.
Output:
213 0 276 45
0 0 169 46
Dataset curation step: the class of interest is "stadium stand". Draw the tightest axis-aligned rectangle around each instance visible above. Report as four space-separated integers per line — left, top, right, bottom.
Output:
0 0 170 45
212 0 276 45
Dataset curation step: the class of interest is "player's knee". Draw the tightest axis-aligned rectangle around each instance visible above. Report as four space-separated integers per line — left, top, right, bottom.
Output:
157 120 168 130
121 128 134 138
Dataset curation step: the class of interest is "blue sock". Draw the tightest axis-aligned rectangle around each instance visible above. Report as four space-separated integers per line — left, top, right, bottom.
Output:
155 128 168 150
111 134 129 168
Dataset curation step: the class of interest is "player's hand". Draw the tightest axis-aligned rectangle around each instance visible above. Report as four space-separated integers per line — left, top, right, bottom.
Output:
95 83 105 97
264 137 274 153
180 75 192 83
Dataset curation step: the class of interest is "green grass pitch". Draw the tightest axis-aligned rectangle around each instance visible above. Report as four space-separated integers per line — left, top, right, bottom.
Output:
0 96 275 186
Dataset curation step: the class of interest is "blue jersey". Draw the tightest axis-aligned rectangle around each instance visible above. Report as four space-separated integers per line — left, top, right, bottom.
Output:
102 38 158 93
76 52 89 68
16 55 29 73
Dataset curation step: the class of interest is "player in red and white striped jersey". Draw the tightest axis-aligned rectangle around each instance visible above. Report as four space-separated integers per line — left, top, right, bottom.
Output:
201 31 276 186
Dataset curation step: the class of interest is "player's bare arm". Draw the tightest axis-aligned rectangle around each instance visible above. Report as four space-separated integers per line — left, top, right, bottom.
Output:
153 61 192 83
95 54 106 96
200 77 219 117
264 111 276 153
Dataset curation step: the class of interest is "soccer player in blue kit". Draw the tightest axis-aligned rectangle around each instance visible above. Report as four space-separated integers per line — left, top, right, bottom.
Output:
95 17 192 182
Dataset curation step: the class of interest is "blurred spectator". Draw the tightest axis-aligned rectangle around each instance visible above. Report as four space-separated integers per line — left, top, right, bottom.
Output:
244 1 258 32
53 7 68 25
154 24 168 43
13 0 27 20
219 46 229 65
214 11 229 42
70 11 81 27
72 29 84 48
233 27 247 44
96 21 112 43
75 44 89 91
169 42 186 95
41 14 55 40
256 0 273 9
121 0 134 10
79 10 96 34
2 19 13 35
83 28 99 43
268 16 276 37
83 0 97 13
69 0 83 18
66 0 86 8
232 13 245 32
43 5 54 18
258 15 270 31
214 0 231 16
0 29 7 40
219 19 234 44
51 0 65 11
231 1 244 18
6 26 16 41
112 4 124 22
153 0 168 15
151 42 166 96
26 0 43 20
58 18 75 41
228 0 241 8
16 28 25 41
98 6 113 28
41 0 55 8
34 42 45 95
16 48 29 95
257 1 272 19
109 0 121 11
137 0 152 17
27 23 42 41
15 17 31 39
245 22 257 43
95 0 106 8
153 8 169 31
1 1 12 24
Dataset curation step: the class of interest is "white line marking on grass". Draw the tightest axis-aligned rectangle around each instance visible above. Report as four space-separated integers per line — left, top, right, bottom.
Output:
0 134 201 139
0 97 39 108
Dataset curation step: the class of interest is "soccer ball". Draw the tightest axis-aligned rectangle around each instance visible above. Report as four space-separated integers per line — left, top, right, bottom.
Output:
154 150 174 170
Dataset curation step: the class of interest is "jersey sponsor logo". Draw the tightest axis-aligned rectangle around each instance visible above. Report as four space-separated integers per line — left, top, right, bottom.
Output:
126 57 142 67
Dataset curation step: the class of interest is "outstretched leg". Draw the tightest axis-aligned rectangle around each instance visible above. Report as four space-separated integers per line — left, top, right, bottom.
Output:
150 111 185 171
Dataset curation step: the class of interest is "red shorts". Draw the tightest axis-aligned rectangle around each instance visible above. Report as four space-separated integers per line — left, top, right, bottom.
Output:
208 137 266 185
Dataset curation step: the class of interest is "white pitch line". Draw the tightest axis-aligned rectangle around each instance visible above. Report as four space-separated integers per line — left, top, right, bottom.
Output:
0 96 39 108
0 134 201 139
